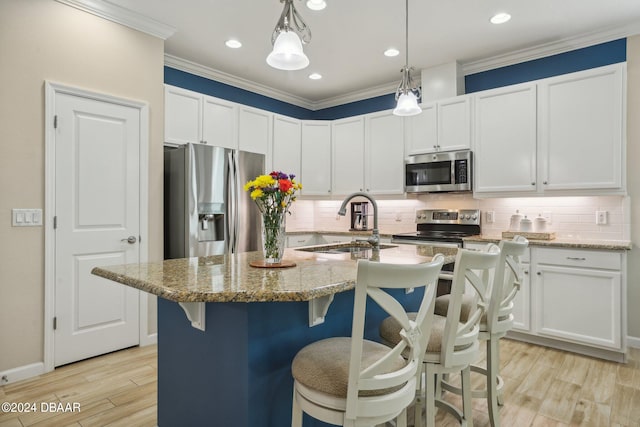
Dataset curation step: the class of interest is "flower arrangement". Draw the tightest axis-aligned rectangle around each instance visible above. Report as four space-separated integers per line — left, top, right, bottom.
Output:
244 171 302 263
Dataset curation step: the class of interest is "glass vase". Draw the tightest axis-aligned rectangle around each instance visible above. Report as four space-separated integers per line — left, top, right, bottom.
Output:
261 213 286 264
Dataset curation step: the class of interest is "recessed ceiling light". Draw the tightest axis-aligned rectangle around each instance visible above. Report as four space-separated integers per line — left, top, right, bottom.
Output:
225 39 242 48
490 12 511 24
384 48 400 57
306 0 326 11
308 73 322 80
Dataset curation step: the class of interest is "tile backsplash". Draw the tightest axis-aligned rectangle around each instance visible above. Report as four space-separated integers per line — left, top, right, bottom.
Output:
286 194 630 241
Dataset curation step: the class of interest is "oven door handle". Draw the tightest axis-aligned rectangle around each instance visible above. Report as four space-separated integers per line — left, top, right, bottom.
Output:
391 238 461 249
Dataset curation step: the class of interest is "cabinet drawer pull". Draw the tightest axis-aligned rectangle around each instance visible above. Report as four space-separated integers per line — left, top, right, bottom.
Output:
566 257 587 261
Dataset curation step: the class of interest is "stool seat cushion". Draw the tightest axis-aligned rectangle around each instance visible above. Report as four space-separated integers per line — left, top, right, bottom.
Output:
291 337 406 398
380 314 446 353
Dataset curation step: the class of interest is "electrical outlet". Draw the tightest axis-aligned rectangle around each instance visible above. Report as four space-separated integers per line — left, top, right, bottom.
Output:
485 211 495 223
395 212 402 222
596 211 608 225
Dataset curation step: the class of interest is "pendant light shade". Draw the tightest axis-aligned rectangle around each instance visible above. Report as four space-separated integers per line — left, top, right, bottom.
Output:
267 31 309 70
393 91 422 116
393 0 422 116
267 0 312 71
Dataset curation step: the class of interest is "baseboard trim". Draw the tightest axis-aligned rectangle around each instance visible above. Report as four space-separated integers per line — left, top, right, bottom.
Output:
627 336 640 348
506 331 626 363
140 332 157 347
0 362 45 386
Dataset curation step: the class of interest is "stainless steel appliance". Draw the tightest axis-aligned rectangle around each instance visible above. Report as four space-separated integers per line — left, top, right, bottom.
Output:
164 143 265 259
391 209 481 248
405 150 472 193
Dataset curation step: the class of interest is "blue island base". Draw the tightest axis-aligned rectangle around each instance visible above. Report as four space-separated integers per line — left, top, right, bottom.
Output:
157 287 424 427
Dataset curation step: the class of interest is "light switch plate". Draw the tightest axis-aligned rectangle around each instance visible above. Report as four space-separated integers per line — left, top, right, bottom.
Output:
12 209 43 227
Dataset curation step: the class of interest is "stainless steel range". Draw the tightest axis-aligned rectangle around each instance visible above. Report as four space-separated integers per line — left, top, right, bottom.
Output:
391 209 481 248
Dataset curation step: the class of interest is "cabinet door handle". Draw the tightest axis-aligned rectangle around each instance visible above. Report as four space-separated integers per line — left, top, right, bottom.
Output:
531 182 536 186
566 257 587 261
523 270 529 275
536 271 541 276
543 181 548 185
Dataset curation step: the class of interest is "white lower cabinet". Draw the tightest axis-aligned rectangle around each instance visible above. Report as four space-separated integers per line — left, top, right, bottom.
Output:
318 234 353 244
533 248 622 350
463 243 626 358
286 234 317 248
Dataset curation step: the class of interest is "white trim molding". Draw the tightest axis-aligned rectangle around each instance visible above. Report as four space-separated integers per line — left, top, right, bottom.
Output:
44 81 151 374
462 22 640 76
627 335 640 349
0 363 45 386
55 0 176 39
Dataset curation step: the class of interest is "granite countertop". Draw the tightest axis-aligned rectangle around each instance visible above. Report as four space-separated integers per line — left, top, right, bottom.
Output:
91 243 457 303
464 235 632 250
287 230 394 238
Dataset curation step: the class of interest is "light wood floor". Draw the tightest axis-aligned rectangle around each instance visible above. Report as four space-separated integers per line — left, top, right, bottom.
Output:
0 340 638 426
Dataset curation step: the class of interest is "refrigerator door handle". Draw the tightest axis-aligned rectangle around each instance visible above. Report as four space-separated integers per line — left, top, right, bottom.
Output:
227 150 236 253
232 151 241 253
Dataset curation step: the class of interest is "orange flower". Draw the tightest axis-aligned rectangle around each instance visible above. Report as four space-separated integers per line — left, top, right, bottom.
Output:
278 179 292 192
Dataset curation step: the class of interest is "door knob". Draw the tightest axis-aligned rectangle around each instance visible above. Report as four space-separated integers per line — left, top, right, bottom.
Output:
121 236 137 244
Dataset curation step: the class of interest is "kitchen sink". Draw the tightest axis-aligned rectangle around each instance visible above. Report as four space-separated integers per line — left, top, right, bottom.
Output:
296 242 396 255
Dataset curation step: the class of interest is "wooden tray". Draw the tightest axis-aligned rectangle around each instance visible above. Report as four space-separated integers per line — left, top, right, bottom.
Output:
502 231 556 240
249 260 297 268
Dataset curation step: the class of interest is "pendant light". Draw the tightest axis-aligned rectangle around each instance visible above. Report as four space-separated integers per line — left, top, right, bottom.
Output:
267 0 311 71
393 0 422 116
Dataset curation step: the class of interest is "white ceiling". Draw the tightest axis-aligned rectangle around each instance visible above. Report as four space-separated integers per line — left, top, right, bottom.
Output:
94 0 640 109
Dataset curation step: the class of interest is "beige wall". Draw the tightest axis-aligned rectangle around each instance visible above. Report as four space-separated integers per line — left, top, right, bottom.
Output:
626 35 640 339
0 0 164 372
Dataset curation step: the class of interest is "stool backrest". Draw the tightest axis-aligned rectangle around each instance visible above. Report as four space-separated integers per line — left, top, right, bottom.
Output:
345 254 445 419
486 235 529 333
441 246 500 368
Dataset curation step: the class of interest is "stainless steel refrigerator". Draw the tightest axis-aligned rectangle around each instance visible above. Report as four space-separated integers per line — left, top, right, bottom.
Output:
164 143 265 259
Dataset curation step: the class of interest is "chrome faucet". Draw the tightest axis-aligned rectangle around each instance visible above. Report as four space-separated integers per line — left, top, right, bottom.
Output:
338 192 379 249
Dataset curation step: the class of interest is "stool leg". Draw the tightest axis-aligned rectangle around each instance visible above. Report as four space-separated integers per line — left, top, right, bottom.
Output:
425 364 436 427
414 365 425 427
461 366 473 427
291 388 303 427
487 338 500 427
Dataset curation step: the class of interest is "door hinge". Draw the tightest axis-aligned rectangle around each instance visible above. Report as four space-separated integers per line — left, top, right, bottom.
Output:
53 216 57 229
53 115 58 129
53 317 57 330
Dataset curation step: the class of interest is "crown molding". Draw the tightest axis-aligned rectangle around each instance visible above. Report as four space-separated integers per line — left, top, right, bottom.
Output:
55 0 176 40
164 54 315 110
309 79 408 111
462 22 640 75
165 54 409 111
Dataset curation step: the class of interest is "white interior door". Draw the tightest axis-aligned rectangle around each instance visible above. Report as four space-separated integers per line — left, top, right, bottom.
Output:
53 92 141 367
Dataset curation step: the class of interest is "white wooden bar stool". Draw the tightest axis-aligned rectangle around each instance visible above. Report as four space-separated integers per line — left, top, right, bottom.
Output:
435 236 528 427
291 255 445 427
380 247 500 427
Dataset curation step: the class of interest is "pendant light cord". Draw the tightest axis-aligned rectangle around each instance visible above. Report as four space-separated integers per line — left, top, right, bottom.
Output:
405 0 409 66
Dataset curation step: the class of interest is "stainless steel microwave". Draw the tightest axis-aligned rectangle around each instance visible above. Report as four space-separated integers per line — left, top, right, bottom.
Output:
405 150 472 193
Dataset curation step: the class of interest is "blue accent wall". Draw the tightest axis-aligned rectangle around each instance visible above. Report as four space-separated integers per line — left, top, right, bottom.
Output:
465 39 627 93
165 67 314 120
165 38 627 121
312 93 397 120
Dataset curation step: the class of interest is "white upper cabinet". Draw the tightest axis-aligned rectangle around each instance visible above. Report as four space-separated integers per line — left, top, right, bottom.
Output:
538 63 624 192
202 96 238 149
164 85 203 145
301 121 332 196
365 110 405 195
473 63 625 197
165 85 238 148
238 105 272 156
332 116 365 195
272 115 301 178
474 83 538 194
405 103 437 155
405 95 471 155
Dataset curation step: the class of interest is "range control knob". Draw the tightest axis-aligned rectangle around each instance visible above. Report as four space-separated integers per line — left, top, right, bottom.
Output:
464 214 470 220
471 215 478 220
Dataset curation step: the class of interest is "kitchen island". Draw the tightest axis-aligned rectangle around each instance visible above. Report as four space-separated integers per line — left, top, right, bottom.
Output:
92 243 455 427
